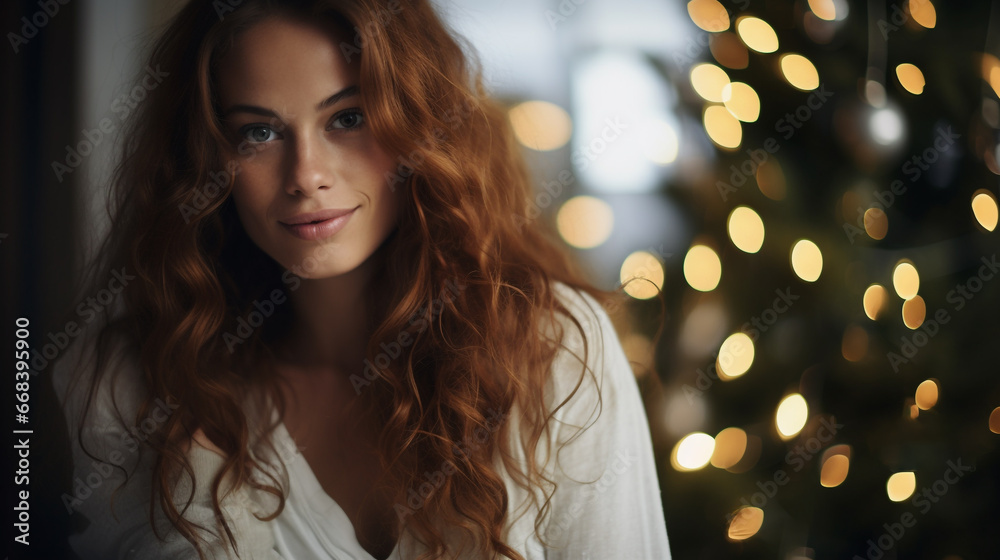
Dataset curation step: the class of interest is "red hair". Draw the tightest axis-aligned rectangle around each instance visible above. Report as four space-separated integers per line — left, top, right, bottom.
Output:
63 1 632 558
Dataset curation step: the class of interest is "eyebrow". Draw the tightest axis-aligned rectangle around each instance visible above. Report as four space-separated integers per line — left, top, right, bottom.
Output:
221 85 360 118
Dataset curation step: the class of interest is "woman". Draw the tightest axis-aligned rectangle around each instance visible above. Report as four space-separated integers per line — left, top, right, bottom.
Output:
52 0 672 558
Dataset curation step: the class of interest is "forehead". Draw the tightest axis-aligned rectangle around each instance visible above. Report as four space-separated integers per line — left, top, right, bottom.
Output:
215 14 358 108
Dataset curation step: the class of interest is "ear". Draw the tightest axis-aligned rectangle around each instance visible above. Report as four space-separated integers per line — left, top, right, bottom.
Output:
190 427 228 458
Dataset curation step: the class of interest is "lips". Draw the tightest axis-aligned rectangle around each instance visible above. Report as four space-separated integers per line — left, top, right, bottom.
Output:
279 206 359 241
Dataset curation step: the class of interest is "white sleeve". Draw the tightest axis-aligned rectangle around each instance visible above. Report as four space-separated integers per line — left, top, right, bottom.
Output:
540 284 672 559
51 330 285 560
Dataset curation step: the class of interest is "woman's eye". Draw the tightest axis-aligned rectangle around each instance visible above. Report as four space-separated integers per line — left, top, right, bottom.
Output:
331 110 364 130
240 125 278 143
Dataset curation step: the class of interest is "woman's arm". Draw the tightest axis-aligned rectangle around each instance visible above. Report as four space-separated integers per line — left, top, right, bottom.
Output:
541 283 673 559
52 331 285 560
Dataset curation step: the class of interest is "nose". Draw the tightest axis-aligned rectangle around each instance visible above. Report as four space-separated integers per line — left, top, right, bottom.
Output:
284 131 334 196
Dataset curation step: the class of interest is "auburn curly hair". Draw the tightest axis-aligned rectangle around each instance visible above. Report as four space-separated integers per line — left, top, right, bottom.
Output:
60 0 636 558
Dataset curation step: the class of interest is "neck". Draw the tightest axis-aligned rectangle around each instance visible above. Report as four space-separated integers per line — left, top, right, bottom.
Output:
279 246 386 373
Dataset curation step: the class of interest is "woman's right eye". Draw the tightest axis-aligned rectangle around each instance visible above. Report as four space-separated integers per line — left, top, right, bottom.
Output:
239 125 279 143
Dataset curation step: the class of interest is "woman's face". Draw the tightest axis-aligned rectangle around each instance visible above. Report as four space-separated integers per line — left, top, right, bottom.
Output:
216 14 400 279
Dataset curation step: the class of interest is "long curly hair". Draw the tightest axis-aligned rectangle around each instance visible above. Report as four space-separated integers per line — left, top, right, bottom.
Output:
62 0 632 558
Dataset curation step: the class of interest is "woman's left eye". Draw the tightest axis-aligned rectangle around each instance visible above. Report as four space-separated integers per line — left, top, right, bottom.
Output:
330 109 364 130
239 125 279 143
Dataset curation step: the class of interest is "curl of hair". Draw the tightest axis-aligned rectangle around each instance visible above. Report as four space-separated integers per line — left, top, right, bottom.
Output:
59 1 649 559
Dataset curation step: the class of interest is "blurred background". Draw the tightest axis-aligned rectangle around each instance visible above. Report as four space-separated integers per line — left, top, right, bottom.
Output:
3 0 999 558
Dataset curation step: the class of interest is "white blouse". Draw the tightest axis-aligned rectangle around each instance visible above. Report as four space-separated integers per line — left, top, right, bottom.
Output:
53 281 672 559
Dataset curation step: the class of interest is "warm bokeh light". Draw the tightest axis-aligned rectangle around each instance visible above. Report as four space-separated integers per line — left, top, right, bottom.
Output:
864 208 889 240
820 448 850 488
717 332 755 380
727 507 764 541
841 324 868 362
808 0 837 21
691 63 732 103
621 251 665 300
684 244 723 292
687 0 730 32
711 427 748 469
776 393 808 439
736 16 779 53
990 407 1000 434
902 295 926 330
791 239 823 282
780 54 820 91
908 0 936 29
556 196 614 249
704 105 743 149
915 379 939 410
887 472 917 502
711 32 749 70
727 206 765 253
756 159 787 200
863 284 889 320
972 190 999 231
671 432 716 471
507 100 572 151
722 82 760 122
896 63 926 95
893 261 920 300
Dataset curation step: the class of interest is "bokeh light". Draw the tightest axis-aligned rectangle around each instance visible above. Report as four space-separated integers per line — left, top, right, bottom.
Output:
776 393 808 439
902 295 926 329
808 0 837 21
893 261 920 300
687 0 730 32
704 105 743 149
691 63 731 103
711 32 749 69
864 208 889 240
711 427 748 469
717 332 755 380
990 407 1000 434
556 196 614 249
756 159 787 200
621 251 665 300
671 432 716 471
791 239 823 282
915 379 939 410
736 16 779 53
972 190 999 231
841 325 868 362
780 54 820 91
887 472 917 502
863 284 889 320
722 82 761 122
820 445 852 488
684 245 723 291
727 507 764 541
908 0 936 29
727 206 765 253
896 63 926 95
507 100 572 151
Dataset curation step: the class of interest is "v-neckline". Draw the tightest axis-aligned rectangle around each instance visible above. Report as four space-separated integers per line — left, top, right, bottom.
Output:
274 418 403 560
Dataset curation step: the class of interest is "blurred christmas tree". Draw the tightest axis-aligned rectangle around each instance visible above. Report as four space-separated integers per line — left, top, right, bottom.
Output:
634 1 1000 558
